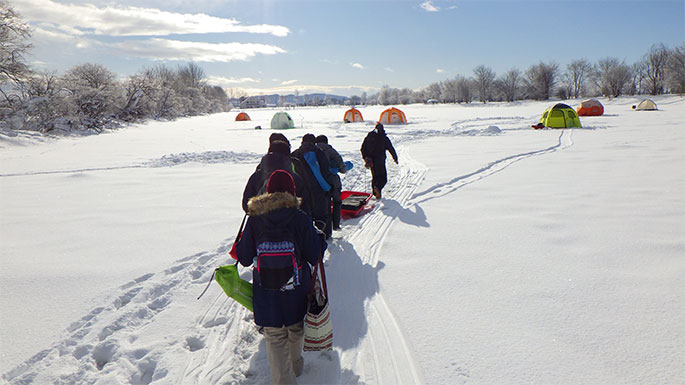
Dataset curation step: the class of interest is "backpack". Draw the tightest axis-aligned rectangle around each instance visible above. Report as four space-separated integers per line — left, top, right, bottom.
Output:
255 225 302 291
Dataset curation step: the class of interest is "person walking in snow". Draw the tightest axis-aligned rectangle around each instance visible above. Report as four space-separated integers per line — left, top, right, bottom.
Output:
315 134 348 231
236 170 327 385
242 136 313 216
291 133 335 238
360 122 398 199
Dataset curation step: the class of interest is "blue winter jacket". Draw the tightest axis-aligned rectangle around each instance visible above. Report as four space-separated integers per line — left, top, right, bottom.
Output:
236 192 326 327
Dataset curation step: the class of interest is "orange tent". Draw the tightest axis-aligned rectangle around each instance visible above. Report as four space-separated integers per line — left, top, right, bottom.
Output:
576 99 604 116
343 108 363 122
235 112 251 121
378 107 407 124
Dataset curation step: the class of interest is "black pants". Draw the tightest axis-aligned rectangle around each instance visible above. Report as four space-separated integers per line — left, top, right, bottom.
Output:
371 158 388 193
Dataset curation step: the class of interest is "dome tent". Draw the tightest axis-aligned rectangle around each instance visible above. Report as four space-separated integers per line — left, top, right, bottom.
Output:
634 99 658 111
235 112 251 121
538 103 582 128
576 99 604 116
343 108 363 123
270 111 295 129
378 107 407 124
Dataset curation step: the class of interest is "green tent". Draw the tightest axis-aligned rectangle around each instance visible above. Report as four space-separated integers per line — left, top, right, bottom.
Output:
539 103 582 128
270 111 295 129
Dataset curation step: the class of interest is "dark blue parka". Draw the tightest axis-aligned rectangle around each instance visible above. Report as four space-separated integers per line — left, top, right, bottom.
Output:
236 192 326 327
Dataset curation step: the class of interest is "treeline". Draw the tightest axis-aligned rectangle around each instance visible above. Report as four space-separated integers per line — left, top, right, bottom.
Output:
362 43 685 105
0 1 231 133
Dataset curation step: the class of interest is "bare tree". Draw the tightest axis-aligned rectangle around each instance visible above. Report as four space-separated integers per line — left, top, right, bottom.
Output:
629 62 646 96
593 57 632 98
525 61 559 100
61 63 123 129
441 79 458 103
424 82 442 102
378 85 391 105
0 0 32 105
666 44 685 94
495 68 521 102
177 62 206 89
567 59 592 98
473 65 496 103
641 43 670 95
456 76 474 103
63 63 117 90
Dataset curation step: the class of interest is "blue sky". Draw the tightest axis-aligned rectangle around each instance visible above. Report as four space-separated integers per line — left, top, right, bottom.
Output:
12 0 685 97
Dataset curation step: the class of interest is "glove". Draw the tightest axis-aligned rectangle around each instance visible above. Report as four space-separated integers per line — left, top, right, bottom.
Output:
364 157 373 169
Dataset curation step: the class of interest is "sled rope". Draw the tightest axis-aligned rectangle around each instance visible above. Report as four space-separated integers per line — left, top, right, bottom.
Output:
197 269 217 300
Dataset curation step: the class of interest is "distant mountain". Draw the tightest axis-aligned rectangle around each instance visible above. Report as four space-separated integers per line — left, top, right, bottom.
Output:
232 93 349 107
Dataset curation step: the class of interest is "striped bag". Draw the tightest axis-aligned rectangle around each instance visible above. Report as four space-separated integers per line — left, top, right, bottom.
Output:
303 261 333 351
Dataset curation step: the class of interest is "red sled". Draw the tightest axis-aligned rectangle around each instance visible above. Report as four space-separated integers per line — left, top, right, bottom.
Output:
340 191 373 219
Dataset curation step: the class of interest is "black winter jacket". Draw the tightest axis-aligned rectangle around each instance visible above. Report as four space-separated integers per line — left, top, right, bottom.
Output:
361 131 398 163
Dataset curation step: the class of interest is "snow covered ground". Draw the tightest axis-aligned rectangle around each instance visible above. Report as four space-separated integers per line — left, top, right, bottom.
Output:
1 96 684 384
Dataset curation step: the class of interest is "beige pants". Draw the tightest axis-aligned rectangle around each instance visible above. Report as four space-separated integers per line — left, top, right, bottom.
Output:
263 321 304 385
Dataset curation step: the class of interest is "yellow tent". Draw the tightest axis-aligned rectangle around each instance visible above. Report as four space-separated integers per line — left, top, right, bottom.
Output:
539 103 582 128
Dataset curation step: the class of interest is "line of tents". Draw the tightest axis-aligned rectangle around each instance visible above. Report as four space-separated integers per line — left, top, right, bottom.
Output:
233 107 409 129
234 98 659 130
536 98 658 129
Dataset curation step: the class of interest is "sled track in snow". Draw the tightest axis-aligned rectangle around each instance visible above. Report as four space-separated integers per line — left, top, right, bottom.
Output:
408 129 573 206
340 150 428 385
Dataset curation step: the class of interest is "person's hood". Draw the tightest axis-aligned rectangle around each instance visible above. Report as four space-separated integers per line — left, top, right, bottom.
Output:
247 192 301 217
297 141 317 152
315 142 332 152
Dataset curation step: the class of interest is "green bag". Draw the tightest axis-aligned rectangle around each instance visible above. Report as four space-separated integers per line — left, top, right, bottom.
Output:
215 265 253 312
198 264 253 312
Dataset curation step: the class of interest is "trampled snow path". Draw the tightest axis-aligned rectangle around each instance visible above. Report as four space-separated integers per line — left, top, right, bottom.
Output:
335 149 427 385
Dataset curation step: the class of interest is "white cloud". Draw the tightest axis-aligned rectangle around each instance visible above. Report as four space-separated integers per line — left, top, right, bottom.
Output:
112 39 286 62
31 26 99 48
385 67 394 72
436 68 446 73
420 1 439 12
14 0 290 37
206 75 260 85
351 63 365 69
281 80 298 85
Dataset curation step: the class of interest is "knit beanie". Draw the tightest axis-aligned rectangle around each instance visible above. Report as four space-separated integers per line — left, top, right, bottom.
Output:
269 133 290 145
266 170 296 195
315 134 328 144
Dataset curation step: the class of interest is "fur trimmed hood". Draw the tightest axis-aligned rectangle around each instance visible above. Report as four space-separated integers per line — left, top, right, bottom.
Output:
247 192 301 216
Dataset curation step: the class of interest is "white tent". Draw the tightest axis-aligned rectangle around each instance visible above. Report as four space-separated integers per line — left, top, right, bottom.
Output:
270 112 295 129
635 99 658 111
